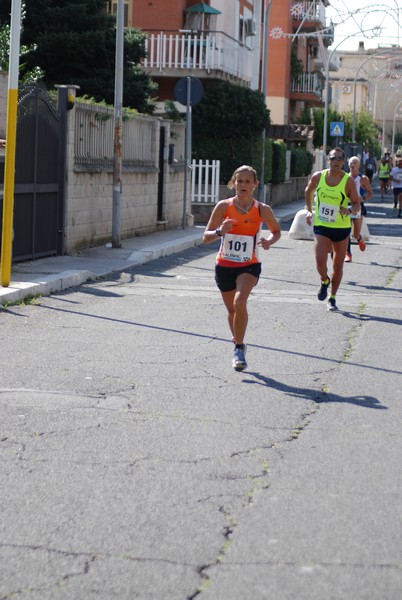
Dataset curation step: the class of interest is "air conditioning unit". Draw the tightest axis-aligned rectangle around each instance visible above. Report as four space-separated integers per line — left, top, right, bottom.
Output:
342 85 352 94
244 18 256 37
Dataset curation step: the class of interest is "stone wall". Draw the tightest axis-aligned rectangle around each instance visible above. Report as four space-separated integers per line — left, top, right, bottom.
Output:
61 86 189 253
268 177 309 207
191 177 309 224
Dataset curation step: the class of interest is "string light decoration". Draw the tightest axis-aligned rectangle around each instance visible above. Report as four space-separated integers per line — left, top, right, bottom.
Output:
270 26 284 40
290 3 306 20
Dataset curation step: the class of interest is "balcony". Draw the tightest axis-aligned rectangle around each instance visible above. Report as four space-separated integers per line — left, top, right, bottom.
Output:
290 72 323 105
142 31 253 85
291 1 326 28
291 2 334 47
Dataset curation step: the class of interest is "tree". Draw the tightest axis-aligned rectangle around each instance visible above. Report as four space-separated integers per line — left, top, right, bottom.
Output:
310 106 343 149
393 131 402 149
20 0 156 112
0 1 11 25
192 81 270 183
300 106 380 157
0 3 43 84
0 24 9 70
343 110 381 154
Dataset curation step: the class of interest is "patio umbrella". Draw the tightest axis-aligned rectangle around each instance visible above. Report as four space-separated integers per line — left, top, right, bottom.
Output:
185 3 221 30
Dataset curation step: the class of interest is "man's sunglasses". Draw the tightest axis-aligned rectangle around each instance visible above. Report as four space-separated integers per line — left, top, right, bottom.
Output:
328 156 344 161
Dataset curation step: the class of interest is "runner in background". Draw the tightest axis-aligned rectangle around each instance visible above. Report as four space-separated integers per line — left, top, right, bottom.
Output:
345 156 373 262
390 157 402 218
364 151 376 184
378 156 391 201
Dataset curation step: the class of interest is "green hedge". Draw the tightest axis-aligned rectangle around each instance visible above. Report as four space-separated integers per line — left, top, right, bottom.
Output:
271 141 287 184
193 137 266 185
193 135 311 186
263 138 273 184
290 147 314 177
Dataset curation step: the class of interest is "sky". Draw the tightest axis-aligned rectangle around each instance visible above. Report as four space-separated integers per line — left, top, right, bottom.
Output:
325 0 401 51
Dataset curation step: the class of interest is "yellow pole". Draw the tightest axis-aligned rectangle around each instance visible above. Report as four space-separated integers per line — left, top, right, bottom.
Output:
1 0 21 287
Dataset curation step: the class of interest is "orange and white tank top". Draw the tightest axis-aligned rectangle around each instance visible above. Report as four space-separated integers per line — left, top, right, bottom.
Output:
216 198 263 267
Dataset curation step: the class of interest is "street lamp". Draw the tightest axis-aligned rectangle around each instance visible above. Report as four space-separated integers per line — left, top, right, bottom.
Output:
383 94 396 154
352 50 402 143
322 25 387 166
322 35 358 167
378 77 402 154
392 0 400 47
391 99 402 156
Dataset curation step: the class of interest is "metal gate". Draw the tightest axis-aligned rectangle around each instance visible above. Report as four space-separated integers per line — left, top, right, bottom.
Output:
157 125 166 221
0 85 65 262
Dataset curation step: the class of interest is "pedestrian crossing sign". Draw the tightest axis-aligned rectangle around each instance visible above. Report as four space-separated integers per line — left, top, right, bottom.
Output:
330 122 344 137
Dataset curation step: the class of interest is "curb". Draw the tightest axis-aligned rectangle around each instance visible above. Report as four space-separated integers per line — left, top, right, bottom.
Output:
1 204 301 306
0 270 95 305
0 238 205 306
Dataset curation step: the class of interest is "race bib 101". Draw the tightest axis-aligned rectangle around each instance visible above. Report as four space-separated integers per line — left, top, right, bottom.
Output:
221 234 254 262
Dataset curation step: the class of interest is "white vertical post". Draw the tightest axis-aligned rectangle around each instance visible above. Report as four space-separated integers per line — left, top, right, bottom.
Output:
112 0 124 248
259 0 273 203
204 159 209 202
215 160 220 204
182 77 192 228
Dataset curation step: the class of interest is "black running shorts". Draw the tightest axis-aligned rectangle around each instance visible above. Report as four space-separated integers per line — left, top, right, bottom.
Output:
215 263 262 292
313 225 351 242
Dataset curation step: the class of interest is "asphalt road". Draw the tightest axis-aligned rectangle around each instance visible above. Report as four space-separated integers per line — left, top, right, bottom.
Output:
0 196 401 599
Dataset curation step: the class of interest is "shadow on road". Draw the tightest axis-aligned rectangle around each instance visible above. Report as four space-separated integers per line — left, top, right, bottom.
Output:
242 372 387 410
33 306 402 378
341 309 402 326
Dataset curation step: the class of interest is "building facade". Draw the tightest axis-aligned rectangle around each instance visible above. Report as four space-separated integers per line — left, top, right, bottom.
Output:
330 43 402 152
115 0 263 111
107 1 333 127
265 0 332 124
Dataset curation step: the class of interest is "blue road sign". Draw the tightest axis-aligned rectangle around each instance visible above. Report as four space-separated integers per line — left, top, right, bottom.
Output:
330 122 344 137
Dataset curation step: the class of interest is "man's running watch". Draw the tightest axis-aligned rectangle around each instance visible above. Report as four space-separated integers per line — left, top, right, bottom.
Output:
215 227 223 237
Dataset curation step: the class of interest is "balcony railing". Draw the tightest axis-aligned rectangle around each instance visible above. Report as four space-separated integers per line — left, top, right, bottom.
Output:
291 1 326 27
143 31 253 83
291 72 321 96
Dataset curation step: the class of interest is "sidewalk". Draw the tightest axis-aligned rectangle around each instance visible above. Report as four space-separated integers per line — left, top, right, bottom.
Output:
0 200 305 306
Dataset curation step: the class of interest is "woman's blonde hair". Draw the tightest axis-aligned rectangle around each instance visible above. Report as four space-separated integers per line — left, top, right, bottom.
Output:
227 165 258 189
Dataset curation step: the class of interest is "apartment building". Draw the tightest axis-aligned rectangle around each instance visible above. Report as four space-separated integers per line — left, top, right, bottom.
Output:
265 0 332 125
107 1 332 128
110 0 264 110
329 43 402 151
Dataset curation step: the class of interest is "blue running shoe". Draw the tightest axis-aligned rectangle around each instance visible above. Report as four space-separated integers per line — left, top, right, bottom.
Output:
317 278 330 301
232 344 247 371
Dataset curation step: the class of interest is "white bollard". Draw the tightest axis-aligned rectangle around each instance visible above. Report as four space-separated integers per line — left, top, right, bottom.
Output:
288 209 314 240
360 218 370 241
288 210 370 242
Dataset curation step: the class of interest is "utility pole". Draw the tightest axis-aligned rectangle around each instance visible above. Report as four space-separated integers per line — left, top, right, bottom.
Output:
182 77 192 229
259 0 273 204
112 0 124 248
1 0 21 287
